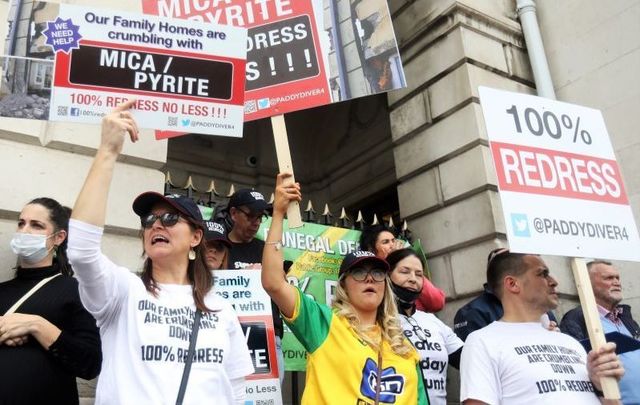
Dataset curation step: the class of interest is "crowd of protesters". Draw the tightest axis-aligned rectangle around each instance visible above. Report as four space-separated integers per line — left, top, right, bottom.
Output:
0 103 634 404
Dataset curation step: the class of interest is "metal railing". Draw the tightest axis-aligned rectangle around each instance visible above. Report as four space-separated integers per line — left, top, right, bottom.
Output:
163 171 413 242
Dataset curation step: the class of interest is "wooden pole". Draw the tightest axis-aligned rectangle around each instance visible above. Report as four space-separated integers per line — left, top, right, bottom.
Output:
271 114 303 228
570 257 620 399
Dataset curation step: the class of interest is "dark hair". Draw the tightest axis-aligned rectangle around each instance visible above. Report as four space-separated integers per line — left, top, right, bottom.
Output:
27 197 73 276
586 259 612 270
486 248 527 298
386 248 422 272
140 218 214 313
359 224 395 254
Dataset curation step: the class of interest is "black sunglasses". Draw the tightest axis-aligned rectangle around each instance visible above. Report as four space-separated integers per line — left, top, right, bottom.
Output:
236 207 266 222
141 212 181 229
349 267 387 282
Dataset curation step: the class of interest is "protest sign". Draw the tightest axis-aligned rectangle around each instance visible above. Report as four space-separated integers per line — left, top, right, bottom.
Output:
480 86 639 399
0 1 247 136
142 0 406 121
479 86 640 261
214 269 282 404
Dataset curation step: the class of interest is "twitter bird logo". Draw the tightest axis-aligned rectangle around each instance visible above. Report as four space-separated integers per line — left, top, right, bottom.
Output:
511 213 531 237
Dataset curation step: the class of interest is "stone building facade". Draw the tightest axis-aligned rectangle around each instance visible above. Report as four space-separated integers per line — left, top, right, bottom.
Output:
0 0 637 403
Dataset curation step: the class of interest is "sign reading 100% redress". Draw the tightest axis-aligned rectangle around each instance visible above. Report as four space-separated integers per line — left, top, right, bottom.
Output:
479 86 640 262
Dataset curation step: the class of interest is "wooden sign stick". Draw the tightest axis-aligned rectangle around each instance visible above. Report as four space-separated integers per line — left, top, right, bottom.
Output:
271 114 303 228
570 257 620 399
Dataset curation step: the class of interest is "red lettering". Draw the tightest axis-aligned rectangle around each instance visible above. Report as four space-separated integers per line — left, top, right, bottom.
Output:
491 142 628 205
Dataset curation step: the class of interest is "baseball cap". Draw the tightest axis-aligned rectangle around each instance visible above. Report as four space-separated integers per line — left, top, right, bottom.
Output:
339 251 389 278
228 189 270 213
203 220 231 248
132 192 203 226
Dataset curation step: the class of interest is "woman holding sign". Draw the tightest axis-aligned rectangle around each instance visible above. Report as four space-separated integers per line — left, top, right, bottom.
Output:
67 101 253 405
262 173 428 405
387 248 463 405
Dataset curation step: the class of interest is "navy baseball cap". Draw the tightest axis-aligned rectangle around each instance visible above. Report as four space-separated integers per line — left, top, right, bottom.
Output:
203 220 231 248
339 251 389 278
132 192 203 226
228 189 270 213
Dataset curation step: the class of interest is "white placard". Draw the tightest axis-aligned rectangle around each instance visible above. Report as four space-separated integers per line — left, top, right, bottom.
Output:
1 1 247 136
479 86 640 261
214 269 283 405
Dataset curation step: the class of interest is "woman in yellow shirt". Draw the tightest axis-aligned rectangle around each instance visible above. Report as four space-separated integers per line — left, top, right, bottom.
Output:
261 173 428 405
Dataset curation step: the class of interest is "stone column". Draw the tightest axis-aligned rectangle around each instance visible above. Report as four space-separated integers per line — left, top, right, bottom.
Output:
388 1 536 401
390 0 534 315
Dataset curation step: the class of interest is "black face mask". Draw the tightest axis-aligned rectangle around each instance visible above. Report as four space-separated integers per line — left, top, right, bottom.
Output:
391 282 421 309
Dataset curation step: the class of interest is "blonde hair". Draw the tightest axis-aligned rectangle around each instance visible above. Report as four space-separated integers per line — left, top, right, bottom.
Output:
333 276 413 357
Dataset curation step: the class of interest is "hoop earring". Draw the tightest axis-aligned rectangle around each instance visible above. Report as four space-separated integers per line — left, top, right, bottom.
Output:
188 249 196 261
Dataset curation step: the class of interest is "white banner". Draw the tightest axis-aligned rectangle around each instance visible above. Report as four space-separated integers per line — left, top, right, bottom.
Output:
479 86 640 261
1 1 247 136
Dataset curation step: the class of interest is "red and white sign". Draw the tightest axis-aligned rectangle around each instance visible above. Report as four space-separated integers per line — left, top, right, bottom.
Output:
142 0 331 122
47 2 247 136
213 269 282 404
479 86 640 261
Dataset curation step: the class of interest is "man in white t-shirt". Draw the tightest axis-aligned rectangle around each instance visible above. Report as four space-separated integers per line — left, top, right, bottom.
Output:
460 248 625 405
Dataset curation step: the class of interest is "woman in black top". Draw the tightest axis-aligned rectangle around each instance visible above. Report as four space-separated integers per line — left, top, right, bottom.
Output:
0 197 102 404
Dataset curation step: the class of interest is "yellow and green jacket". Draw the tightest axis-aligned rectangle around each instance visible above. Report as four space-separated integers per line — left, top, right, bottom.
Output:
283 288 429 405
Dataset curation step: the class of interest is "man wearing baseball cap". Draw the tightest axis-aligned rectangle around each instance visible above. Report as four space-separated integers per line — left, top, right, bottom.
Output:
225 188 287 382
226 189 270 270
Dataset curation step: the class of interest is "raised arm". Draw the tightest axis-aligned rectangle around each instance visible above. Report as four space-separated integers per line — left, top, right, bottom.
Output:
261 173 301 318
67 101 139 320
72 100 139 226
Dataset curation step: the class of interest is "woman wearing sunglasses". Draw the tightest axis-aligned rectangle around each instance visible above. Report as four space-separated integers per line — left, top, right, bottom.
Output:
387 248 463 405
262 173 428 405
67 101 253 405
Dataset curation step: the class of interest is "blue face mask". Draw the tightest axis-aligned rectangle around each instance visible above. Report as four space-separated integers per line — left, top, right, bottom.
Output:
10 232 54 264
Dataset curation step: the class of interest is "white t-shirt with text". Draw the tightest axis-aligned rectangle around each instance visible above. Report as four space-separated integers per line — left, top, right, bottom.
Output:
460 321 600 405
400 311 463 405
68 219 254 405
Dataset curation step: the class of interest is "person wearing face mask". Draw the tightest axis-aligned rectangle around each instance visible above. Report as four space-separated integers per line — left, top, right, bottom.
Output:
387 248 463 405
360 225 446 313
67 102 253 405
0 197 102 404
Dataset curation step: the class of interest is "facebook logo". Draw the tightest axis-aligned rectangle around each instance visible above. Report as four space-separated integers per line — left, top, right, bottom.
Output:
511 213 531 237
70 107 80 116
